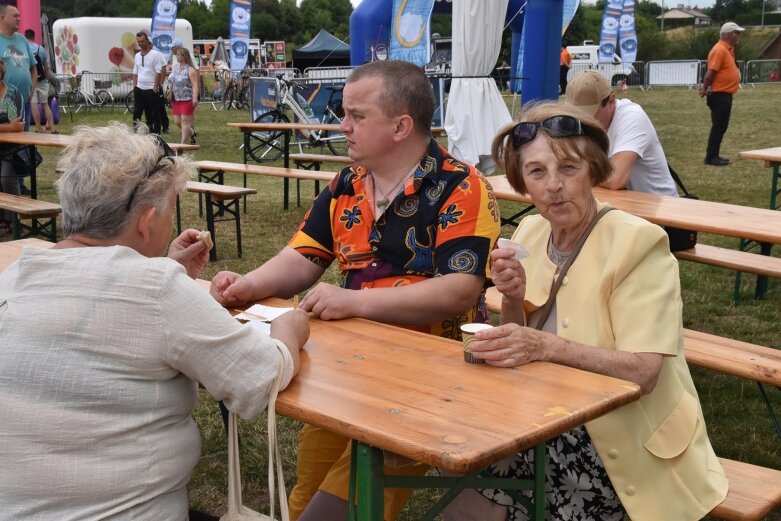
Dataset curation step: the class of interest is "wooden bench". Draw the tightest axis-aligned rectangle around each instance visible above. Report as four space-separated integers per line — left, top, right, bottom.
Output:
0 193 60 241
712 458 781 521
194 160 336 210
289 153 353 169
178 181 256 262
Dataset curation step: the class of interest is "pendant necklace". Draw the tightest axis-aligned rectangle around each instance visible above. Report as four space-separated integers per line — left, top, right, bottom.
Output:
370 170 412 215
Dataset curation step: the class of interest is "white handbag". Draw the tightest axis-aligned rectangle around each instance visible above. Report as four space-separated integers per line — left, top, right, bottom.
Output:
221 350 289 521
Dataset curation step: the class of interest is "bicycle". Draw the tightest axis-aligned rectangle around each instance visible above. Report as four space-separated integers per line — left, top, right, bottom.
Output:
222 69 251 111
247 75 346 162
64 73 114 113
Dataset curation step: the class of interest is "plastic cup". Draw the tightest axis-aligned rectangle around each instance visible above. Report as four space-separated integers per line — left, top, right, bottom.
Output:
460 323 493 364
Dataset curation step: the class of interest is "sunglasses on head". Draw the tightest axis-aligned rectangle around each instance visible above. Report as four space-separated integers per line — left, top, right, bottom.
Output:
125 134 176 212
511 115 584 148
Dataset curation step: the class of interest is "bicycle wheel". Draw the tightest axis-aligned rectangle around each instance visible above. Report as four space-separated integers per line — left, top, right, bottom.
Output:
247 110 288 163
64 90 84 112
323 111 348 156
238 85 250 110
222 84 234 110
95 90 114 113
125 90 135 112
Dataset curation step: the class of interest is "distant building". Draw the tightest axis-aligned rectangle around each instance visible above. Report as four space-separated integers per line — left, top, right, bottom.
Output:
657 6 711 30
759 30 781 60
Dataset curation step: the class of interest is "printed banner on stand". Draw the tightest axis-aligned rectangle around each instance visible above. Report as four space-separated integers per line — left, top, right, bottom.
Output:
618 0 637 63
598 0 622 62
230 0 252 71
151 0 178 59
390 0 434 66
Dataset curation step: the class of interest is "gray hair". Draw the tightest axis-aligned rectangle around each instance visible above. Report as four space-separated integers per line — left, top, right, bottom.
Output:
55 123 192 239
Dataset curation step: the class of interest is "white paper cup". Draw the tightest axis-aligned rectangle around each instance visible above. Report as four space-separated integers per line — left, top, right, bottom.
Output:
460 323 493 364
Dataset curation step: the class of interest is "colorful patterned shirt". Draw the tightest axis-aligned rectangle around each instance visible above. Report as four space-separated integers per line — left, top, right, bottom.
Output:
289 139 501 338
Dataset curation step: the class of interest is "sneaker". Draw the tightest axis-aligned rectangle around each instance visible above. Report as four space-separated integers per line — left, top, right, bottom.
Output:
19 184 31 196
190 130 197 145
162 128 171 134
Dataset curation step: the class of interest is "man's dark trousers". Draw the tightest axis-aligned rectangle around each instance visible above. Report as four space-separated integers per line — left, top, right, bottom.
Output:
133 87 162 134
706 92 732 161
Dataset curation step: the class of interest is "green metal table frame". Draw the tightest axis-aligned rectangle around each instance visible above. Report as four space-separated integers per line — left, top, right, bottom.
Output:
733 162 780 301
346 440 547 521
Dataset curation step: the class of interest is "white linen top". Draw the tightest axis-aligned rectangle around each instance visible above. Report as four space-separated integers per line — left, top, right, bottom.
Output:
608 98 679 197
0 246 294 520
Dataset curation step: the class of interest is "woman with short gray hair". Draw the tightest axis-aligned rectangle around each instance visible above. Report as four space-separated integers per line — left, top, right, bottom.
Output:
0 123 310 520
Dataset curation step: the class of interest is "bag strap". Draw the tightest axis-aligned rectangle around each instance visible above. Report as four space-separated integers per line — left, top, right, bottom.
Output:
225 346 289 520
533 206 614 330
667 163 691 196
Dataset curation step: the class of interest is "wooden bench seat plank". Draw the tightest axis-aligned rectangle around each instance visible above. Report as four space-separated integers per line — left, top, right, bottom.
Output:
674 244 781 278
186 180 256 198
195 160 336 183
711 458 781 521
290 153 353 165
0 193 61 217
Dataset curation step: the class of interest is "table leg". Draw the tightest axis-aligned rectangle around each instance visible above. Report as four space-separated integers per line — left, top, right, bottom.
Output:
29 145 38 200
350 440 384 521
205 192 217 262
532 443 546 520
771 163 780 211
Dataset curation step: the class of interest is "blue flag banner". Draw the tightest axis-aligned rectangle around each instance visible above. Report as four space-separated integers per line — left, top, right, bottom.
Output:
390 0 434 66
230 0 252 71
598 0 622 63
618 0 637 63
151 0 178 59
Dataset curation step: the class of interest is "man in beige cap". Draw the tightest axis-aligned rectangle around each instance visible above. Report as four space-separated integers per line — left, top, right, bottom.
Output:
566 70 678 196
699 21 745 166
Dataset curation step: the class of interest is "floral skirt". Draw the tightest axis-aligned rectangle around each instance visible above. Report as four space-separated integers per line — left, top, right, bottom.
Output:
478 426 624 521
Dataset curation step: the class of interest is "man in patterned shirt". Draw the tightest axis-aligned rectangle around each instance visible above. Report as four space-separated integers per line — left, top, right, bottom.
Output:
210 60 500 520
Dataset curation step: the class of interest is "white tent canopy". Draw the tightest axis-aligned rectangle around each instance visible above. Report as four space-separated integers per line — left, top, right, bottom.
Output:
444 0 512 173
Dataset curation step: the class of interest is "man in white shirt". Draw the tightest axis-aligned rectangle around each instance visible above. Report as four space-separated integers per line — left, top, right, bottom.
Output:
566 70 679 197
132 30 166 134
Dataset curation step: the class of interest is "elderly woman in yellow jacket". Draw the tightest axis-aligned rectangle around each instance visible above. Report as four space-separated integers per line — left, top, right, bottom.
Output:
463 102 727 521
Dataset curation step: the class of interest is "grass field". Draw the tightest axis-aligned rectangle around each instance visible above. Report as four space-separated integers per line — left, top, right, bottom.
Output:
22 85 781 519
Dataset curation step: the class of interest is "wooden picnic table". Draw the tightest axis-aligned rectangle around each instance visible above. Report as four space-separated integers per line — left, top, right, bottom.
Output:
261 297 641 520
228 121 445 169
738 147 781 211
488 174 781 245
0 132 198 199
0 238 53 272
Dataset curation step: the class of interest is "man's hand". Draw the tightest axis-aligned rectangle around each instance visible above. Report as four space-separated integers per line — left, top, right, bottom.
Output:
210 271 257 307
299 282 359 321
167 229 209 279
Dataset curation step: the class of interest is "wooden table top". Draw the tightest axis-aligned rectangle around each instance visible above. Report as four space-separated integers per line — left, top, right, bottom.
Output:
487 175 781 245
0 132 198 153
265 297 641 473
0 238 54 272
739 147 781 166
0 193 62 216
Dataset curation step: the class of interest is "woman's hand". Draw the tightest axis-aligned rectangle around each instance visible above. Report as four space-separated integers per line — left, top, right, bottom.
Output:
468 323 545 367
491 247 526 302
167 229 208 279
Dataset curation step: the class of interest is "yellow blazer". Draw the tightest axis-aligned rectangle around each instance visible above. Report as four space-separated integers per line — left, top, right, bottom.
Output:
512 204 728 521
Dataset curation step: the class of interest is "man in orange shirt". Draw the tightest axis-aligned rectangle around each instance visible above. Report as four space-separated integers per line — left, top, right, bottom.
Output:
560 43 572 95
699 22 744 166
